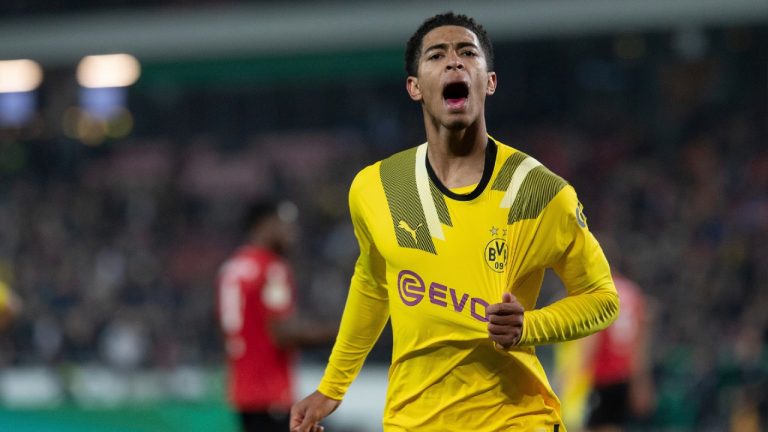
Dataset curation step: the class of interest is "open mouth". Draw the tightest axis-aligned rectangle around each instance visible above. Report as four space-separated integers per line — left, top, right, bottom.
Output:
442 82 469 110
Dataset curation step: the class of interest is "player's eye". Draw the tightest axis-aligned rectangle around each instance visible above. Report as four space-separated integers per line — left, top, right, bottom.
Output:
462 50 477 57
427 52 443 60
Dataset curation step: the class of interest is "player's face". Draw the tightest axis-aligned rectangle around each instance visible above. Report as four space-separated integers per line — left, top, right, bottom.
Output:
274 204 299 254
407 25 496 130
275 219 298 253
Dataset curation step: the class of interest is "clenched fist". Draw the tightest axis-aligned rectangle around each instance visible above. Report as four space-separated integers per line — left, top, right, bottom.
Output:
486 292 524 349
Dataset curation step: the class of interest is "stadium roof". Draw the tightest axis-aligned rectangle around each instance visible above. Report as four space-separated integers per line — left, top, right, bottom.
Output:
0 0 766 66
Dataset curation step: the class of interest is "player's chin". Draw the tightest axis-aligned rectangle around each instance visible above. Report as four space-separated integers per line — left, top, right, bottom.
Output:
442 117 472 131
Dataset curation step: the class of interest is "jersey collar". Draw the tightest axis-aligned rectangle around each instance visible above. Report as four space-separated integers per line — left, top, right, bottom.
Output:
425 137 497 201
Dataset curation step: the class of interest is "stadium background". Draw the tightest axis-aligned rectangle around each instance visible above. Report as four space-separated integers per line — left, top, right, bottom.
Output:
0 0 766 430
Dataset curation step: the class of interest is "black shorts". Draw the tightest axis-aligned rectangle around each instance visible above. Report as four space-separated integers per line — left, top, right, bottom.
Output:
586 381 630 427
239 410 290 432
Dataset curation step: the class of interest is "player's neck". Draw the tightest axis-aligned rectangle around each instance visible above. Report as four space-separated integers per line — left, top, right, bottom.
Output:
425 122 488 189
249 233 281 255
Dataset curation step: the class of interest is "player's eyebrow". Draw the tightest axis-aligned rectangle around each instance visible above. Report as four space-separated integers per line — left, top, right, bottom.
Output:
423 41 479 55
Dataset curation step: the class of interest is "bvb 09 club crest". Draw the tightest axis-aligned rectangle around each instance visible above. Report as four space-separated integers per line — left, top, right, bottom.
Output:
484 226 508 273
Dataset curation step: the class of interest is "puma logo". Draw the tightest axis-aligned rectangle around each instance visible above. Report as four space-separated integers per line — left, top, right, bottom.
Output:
398 220 422 243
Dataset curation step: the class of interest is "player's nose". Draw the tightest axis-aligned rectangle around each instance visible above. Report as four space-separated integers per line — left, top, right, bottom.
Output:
445 52 464 71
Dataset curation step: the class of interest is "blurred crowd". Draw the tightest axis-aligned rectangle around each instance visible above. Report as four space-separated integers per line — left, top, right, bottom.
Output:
0 26 766 429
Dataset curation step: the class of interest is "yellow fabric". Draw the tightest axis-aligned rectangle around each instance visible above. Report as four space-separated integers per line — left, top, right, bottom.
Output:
449 183 478 194
0 280 9 308
553 339 593 429
318 138 618 432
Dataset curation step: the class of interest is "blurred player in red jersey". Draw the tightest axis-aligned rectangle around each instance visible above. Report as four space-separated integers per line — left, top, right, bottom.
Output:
218 199 336 432
586 237 656 432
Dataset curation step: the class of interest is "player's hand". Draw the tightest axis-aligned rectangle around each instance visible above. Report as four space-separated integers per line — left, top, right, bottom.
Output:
290 390 341 432
486 292 524 349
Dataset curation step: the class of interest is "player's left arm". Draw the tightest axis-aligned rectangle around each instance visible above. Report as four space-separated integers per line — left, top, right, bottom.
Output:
254 259 338 349
517 186 619 346
270 318 339 349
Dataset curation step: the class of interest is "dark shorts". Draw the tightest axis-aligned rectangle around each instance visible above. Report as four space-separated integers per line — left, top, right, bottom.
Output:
586 381 630 427
239 410 290 432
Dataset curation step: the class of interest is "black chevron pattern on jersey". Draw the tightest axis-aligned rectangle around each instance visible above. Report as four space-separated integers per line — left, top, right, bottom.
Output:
491 151 528 191
507 165 567 224
380 147 437 254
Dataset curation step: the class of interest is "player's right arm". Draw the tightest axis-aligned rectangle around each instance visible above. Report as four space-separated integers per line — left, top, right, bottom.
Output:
290 390 341 432
291 166 391 432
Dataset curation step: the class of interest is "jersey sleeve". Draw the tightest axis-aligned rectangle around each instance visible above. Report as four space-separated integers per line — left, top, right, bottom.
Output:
317 166 390 400
261 258 296 320
518 185 619 346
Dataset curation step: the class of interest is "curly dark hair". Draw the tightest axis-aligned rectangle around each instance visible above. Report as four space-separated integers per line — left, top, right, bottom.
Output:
404 12 494 77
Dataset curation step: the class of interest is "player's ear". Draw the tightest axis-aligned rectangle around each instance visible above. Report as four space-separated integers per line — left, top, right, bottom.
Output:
486 72 497 96
407 76 422 101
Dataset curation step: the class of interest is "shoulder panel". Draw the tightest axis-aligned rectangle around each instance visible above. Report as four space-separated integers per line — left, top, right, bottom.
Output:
379 147 437 254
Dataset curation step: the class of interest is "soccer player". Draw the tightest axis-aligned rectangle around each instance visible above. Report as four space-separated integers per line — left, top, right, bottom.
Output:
218 200 336 432
291 12 619 432
585 271 655 432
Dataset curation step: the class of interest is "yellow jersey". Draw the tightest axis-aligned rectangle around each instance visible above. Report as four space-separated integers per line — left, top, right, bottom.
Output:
318 137 618 431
